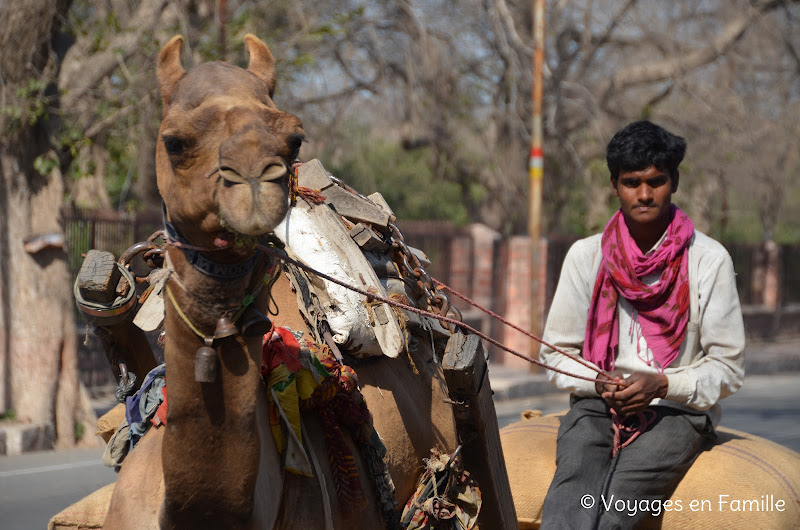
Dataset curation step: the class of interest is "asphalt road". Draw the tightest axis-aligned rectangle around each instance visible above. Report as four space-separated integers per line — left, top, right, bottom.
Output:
495 372 800 453
0 446 115 530
1 373 798 530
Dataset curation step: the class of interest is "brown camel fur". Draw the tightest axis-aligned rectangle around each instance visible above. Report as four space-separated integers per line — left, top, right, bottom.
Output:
101 35 456 529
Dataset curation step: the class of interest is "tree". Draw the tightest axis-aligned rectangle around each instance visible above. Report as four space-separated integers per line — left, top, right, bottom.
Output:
0 0 176 447
8 0 796 239
538 0 800 241
0 0 88 447
257 0 799 238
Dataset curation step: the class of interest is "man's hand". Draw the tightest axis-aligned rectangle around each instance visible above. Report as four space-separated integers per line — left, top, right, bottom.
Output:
601 372 669 417
595 370 626 396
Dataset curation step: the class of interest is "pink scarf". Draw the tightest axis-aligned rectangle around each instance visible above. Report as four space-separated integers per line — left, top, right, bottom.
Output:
584 205 694 372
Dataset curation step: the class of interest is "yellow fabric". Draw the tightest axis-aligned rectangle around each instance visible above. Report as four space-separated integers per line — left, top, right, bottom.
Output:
267 364 299 455
267 363 324 477
501 411 800 530
295 367 318 400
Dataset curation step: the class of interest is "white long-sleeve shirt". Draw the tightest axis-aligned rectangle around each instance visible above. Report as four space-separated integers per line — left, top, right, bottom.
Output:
539 230 745 426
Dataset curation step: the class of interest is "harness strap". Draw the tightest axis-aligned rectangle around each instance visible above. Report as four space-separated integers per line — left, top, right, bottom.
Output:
162 202 263 279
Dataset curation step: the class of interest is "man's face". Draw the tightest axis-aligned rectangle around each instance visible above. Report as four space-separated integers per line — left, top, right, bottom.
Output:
611 165 677 233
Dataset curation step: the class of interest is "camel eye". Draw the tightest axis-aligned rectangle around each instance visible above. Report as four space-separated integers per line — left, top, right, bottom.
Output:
287 134 305 160
162 135 184 156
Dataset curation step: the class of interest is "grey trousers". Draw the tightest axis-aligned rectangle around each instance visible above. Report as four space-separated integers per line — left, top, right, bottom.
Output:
540 396 715 530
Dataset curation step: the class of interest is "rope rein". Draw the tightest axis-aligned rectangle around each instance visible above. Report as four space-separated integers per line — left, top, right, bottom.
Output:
254 243 620 387
434 280 614 379
158 171 621 387
611 407 657 457
159 232 620 386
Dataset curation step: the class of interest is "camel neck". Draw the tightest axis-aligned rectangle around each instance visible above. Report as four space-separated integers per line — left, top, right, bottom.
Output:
158 250 269 529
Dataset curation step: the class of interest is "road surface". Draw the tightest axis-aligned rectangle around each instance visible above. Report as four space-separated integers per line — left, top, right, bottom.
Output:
1 373 798 529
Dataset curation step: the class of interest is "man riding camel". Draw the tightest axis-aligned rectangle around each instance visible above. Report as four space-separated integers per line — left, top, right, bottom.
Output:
539 120 745 529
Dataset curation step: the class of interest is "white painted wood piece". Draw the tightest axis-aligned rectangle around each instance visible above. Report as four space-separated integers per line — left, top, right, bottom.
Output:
275 176 404 358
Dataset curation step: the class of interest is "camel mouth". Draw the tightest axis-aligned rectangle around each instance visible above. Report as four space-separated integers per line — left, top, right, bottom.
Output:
209 230 259 255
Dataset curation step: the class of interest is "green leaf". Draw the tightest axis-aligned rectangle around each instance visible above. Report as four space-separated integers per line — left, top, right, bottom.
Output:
33 153 59 177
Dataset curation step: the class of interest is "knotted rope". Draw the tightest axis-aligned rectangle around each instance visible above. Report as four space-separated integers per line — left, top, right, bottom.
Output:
611 407 657 457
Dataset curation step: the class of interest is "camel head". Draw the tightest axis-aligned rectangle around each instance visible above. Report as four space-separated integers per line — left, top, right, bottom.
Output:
155 34 304 248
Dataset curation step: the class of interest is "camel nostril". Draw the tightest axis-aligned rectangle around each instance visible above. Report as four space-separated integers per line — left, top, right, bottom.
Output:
260 163 288 182
219 167 247 186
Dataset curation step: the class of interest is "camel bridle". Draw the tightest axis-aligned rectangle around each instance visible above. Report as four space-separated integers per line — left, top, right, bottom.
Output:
159 202 281 383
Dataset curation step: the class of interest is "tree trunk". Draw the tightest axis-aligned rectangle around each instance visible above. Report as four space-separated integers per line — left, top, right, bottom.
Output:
0 0 93 448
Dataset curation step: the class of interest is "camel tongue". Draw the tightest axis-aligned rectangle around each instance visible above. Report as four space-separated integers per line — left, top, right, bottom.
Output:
213 233 234 249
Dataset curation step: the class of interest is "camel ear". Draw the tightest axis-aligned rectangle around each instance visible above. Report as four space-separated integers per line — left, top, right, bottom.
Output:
244 34 276 97
157 35 185 107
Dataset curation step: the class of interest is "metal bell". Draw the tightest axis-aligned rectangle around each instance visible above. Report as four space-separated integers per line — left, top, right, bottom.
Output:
239 307 272 338
214 315 238 339
195 339 218 383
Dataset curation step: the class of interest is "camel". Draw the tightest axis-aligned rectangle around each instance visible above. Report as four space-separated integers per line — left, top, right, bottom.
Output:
97 35 458 529
54 32 798 530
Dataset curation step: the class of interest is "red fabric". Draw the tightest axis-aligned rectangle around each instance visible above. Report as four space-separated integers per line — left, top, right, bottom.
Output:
306 348 370 512
151 386 167 427
261 326 303 376
584 205 694 372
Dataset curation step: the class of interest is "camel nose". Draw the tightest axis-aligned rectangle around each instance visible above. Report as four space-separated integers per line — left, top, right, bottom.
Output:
219 161 289 186
259 160 288 182
219 159 287 186
218 126 290 185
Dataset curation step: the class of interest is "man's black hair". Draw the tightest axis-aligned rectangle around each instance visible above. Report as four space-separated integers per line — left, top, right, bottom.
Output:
606 120 687 184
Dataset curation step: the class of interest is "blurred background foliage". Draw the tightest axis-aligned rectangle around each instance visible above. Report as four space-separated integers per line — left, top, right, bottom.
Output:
7 0 800 242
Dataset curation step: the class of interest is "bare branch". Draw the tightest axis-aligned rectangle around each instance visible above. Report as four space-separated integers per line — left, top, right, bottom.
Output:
606 0 783 92
83 97 149 139
59 0 168 108
576 0 637 78
491 0 533 55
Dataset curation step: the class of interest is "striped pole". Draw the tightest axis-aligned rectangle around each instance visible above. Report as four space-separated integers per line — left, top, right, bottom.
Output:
529 0 545 364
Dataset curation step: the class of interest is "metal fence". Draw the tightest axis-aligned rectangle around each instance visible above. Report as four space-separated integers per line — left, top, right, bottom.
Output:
61 210 464 281
62 207 162 275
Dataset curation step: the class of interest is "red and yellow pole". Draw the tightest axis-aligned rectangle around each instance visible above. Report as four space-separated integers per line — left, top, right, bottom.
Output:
529 0 545 365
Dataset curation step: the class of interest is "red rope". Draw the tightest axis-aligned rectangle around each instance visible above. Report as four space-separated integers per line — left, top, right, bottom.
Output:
611 408 656 457
163 233 621 386
296 186 327 204
435 280 612 378
257 244 620 386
